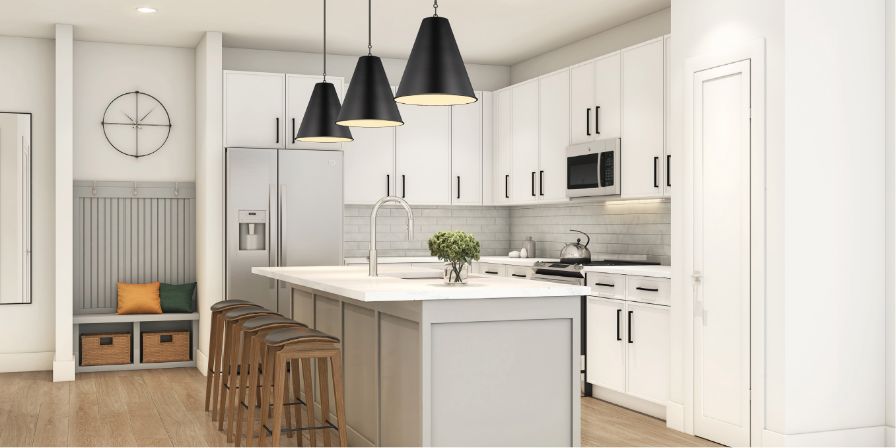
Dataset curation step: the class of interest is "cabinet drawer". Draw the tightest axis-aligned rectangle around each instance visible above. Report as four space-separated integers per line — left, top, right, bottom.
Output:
625 276 670 306
476 263 506 277
586 273 626 300
506 265 532 279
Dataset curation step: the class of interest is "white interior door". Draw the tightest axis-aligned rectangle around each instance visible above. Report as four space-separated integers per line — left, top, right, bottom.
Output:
692 59 751 447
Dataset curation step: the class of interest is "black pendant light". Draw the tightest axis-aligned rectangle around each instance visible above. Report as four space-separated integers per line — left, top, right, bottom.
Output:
336 0 403 127
296 0 353 143
395 0 477 106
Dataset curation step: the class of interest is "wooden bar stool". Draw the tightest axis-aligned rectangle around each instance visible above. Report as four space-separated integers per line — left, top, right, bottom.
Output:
228 315 305 446
215 306 277 424
257 327 347 448
206 299 256 413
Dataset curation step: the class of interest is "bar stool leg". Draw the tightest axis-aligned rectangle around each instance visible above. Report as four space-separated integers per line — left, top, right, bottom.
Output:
290 359 304 447
316 358 332 447
283 366 295 440
329 353 348 448
237 335 259 447
218 321 237 429
301 358 317 448
258 345 276 447
271 351 287 448
225 324 245 439
205 313 221 412
245 339 265 448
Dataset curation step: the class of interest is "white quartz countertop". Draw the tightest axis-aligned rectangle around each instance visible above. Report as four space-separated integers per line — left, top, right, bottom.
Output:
582 265 672 278
478 256 560 267
252 266 589 302
343 256 558 267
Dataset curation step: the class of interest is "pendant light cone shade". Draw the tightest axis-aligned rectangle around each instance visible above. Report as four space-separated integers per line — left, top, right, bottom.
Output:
337 56 404 127
395 16 477 106
296 82 353 143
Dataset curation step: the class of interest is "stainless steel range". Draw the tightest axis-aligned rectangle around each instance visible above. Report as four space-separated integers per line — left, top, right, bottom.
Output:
531 259 661 397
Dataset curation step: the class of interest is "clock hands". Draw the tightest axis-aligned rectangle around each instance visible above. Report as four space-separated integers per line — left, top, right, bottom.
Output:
138 107 155 123
122 111 137 124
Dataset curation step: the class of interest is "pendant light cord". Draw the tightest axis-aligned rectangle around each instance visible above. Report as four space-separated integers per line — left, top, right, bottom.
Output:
368 0 372 55
322 0 327 81
433 0 438 17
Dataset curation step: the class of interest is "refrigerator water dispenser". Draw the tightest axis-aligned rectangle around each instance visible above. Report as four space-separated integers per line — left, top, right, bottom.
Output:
238 210 267 251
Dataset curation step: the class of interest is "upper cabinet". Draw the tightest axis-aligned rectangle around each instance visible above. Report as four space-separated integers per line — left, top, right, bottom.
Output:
396 103 452 205
569 53 620 145
286 74 345 150
343 126 396 204
493 89 513 205
451 92 484 205
569 62 595 145
621 39 665 198
224 71 285 148
538 70 571 202
510 81 540 203
663 35 672 197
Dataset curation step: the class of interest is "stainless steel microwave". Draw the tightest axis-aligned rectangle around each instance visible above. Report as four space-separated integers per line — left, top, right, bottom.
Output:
566 138 621 198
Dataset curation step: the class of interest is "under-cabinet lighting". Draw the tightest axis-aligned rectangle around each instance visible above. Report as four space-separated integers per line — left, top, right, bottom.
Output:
136 7 157 14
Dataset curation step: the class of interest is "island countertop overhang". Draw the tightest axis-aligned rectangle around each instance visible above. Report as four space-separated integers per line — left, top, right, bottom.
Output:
252 265 590 302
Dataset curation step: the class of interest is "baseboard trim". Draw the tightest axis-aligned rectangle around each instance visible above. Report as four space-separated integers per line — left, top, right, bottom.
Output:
0 351 54 373
886 426 894 447
762 425 887 446
195 349 208 376
52 358 75 382
591 385 666 420
665 401 686 432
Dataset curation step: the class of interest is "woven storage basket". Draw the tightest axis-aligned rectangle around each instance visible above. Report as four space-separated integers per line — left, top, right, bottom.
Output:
80 332 131 366
142 331 191 363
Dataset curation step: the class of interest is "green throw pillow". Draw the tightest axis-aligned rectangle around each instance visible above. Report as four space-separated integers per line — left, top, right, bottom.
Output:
159 282 196 313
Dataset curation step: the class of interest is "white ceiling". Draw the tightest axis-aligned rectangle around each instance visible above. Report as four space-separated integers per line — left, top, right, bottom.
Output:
0 0 670 66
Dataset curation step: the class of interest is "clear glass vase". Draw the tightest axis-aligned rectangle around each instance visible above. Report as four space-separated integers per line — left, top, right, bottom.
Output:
442 262 470 285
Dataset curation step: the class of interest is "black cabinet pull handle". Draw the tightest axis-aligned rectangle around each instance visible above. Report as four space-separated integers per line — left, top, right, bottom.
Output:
386 174 390 196
539 170 544 196
505 175 509 199
275 117 280 144
291 118 296 143
531 172 536 196
511 273 527 278
485 270 498 275
627 310 633 343
595 106 601 135
666 154 671 187
456 176 461 199
401 174 406 198
636 286 659 292
586 108 591 136
616 309 622 341
653 156 659 188
595 282 615 288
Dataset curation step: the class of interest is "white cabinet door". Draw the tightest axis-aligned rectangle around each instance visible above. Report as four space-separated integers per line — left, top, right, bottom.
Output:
621 40 664 198
481 92 495 205
538 70 570 202
224 71 285 148
510 81 539 204
285 74 345 150
593 53 621 139
493 89 513 204
343 127 395 204
625 302 669 405
586 297 626 393
395 104 451 205
451 92 482 205
569 62 595 145
663 35 672 197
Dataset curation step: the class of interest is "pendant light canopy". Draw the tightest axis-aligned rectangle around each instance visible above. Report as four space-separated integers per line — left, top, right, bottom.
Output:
395 0 477 106
296 0 353 143
336 0 403 127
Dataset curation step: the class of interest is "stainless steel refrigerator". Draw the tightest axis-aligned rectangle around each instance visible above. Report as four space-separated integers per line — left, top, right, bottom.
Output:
225 147 344 314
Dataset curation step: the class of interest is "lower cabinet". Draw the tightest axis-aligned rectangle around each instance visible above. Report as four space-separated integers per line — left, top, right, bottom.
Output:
586 295 669 408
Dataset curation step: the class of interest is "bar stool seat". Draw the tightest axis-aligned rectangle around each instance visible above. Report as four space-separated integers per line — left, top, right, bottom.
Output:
206 300 259 414
211 299 254 312
265 327 339 345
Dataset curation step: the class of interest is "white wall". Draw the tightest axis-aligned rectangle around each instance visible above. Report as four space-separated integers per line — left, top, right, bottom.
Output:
888 0 896 440
74 41 195 181
0 36 56 372
510 8 671 84
223 47 510 92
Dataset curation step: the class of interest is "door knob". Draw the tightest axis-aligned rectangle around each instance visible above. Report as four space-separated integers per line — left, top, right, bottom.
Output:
692 271 702 282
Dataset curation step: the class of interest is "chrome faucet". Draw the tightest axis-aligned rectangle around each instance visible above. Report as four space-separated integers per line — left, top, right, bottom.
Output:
369 196 414 276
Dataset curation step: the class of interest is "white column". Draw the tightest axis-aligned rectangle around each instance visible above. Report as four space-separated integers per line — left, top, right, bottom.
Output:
194 31 224 374
53 23 75 382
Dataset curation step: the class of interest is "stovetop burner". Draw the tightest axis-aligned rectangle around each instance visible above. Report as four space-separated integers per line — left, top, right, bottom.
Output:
533 259 660 277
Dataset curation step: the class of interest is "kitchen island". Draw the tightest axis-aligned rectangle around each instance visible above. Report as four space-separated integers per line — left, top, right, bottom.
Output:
252 265 590 447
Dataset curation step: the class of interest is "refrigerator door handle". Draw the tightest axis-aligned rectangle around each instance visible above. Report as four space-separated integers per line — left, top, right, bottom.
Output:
268 183 277 289
279 184 286 266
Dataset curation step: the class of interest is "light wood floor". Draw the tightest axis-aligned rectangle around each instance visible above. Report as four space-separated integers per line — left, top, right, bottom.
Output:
0 368 719 447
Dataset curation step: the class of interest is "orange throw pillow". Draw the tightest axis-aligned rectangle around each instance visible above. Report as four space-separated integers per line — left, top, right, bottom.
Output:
117 281 162 314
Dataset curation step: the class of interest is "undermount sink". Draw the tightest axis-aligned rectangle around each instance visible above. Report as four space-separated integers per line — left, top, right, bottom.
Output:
381 271 444 280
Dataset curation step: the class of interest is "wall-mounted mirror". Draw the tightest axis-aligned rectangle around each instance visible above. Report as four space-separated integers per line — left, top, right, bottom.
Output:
0 113 31 304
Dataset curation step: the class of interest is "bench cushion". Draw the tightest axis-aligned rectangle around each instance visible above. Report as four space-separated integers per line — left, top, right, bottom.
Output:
160 282 196 313
117 282 162 315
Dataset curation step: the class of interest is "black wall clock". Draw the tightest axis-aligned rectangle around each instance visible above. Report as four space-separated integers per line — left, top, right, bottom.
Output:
101 90 172 158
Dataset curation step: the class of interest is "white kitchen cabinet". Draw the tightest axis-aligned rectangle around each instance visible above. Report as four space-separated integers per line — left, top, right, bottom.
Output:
569 62 595 145
451 91 483 205
286 74 344 150
593 53 621 139
510 80 539 203
621 39 664 198
586 296 627 393
663 35 672 197
475 262 506 277
343 126 395 204
396 104 452 205
538 70 570 202
493 89 513 204
224 71 285 148
625 301 669 405
481 92 495 205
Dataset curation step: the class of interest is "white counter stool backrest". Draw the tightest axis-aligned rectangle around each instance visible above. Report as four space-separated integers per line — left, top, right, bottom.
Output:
206 300 256 414
215 307 277 425
256 327 346 448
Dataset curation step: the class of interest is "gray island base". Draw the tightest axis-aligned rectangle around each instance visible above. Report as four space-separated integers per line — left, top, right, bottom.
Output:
252 266 588 447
